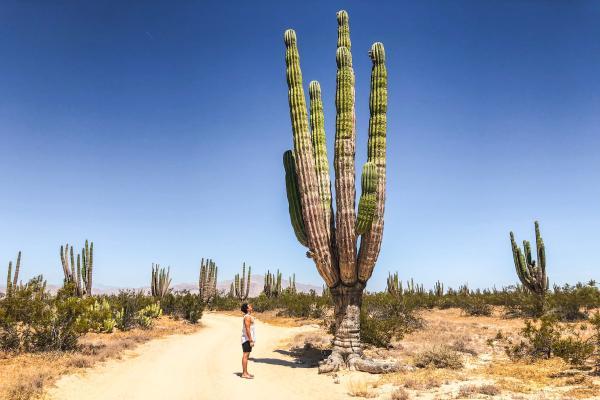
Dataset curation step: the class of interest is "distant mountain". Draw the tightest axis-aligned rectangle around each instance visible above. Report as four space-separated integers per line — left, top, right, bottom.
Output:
0 275 322 298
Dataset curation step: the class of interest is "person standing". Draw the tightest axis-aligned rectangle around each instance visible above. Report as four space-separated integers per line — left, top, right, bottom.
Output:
240 303 255 379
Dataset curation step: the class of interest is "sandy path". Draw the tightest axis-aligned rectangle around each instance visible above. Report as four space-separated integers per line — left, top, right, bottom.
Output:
46 313 351 400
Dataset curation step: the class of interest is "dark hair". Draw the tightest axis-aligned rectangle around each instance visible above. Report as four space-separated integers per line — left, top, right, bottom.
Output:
241 303 249 314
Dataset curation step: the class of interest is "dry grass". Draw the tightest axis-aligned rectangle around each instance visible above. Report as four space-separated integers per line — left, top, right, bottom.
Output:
347 377 375 398
457 383 501 397
0 317 200 400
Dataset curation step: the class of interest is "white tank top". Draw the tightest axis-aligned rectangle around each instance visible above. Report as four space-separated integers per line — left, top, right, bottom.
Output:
241 314 256 344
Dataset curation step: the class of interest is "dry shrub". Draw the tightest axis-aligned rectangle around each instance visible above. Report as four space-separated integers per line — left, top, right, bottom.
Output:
390 387 410 400
5 370 48 400
449 339 478 356
458 383 500 397
413 346 463 369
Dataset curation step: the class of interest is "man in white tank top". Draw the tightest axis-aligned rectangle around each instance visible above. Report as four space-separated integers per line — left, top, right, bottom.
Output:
240 303 255 379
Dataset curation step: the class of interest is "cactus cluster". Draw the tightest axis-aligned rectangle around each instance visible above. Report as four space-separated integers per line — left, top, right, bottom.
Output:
433 280 444 297
510 221 549 297
199 258 218 303
233 262 251 301
288 273 297 294
60 241 94 297
151 263 172 299
5 251 22 297
386 273 425 296
263 269 282 298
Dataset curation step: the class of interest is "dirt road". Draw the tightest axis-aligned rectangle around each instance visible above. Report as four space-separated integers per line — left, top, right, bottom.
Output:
46 313 351 400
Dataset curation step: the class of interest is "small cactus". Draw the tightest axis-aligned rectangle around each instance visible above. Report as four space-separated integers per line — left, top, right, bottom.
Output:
288 273 297 294
5 251 22 297
263 269 282 298
199 258 218 303
386 272 403 296
233 262 251 301
60 241 94 297
151 263 172 299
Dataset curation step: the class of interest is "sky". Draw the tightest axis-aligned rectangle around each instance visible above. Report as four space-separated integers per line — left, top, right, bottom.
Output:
1 1 599 291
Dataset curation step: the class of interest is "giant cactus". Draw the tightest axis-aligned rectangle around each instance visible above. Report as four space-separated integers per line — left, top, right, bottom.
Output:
510 221 549 298
233 262 251 301
283 11 396 373
5 251 22 297
199 258 218 303
151 263 172 299
60 241 94 297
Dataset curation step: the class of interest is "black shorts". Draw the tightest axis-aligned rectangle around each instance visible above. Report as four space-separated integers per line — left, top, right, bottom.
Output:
242 340 252 353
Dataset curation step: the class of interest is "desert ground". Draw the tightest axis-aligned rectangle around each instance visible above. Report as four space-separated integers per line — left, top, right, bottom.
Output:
1 309 594 400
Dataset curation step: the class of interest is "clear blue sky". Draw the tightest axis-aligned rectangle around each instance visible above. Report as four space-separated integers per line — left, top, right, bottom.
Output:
1 1 598 291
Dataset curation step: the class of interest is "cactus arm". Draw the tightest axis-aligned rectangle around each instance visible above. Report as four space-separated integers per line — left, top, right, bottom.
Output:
357 42 388 282
309 81 333 236
356 162 378 235
245 265 251 300
13 251 21 287
535 221 547 292
283 151 308 247
6 261 12 295
87 241 93 295
284 29 338 288
70 246 76 284
334 11 358 285
76 254 82 296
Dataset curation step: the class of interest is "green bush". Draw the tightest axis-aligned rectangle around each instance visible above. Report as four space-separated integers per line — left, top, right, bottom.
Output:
360 293 422 348
0 280 90 352
505 315 594 365
160 291 204 323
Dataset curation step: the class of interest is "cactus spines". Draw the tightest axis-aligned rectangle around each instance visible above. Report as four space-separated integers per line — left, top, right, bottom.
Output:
356 162 378 235
199 258 218 303
510 221 548 297
151 263 172 299
309 81 333 235
234 262 251 301
60 241 94 297
283 11 393 373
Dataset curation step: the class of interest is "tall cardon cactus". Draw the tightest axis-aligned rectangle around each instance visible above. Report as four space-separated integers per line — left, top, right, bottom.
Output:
199 258 218 303
510 221 549 299
233 262 251 301
283 11 396 373
60 241 94 297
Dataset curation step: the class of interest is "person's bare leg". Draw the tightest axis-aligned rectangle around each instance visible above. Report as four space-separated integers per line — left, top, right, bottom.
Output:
242 352 252 378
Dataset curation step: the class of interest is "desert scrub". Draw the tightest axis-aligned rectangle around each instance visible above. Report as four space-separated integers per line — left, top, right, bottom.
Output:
413 346 463 369
0 280 90 352
503 315 594 366
159 291 204 323
360 293 422 348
